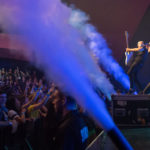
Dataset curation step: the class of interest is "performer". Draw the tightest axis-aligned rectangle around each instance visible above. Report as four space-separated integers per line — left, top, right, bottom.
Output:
126 41 150 93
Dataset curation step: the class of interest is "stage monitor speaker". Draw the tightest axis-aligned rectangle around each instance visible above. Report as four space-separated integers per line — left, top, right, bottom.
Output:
111 95 150 127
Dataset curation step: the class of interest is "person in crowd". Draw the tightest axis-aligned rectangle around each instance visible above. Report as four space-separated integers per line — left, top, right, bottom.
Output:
51 90 89 150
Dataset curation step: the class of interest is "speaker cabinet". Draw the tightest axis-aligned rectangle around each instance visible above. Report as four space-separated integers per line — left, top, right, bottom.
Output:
111 95 150 127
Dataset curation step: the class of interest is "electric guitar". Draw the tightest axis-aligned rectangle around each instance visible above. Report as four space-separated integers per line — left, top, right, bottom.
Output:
125 31 133 66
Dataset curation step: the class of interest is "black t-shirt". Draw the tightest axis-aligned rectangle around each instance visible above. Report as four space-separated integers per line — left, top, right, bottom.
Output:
133 46 148 65
52 110 89 150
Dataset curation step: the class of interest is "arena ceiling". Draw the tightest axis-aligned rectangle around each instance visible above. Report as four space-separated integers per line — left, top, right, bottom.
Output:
0 0 149 61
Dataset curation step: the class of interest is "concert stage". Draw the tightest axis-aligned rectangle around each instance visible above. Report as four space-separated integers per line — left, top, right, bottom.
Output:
87 95 150 150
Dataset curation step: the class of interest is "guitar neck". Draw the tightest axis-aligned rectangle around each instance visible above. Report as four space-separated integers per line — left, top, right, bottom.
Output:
125 31 129 48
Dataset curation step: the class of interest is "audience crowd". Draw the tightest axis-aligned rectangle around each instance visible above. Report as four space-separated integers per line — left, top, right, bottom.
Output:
0 66 100 150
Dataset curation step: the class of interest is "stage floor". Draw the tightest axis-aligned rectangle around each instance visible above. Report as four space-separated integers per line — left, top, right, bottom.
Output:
103 128 150 150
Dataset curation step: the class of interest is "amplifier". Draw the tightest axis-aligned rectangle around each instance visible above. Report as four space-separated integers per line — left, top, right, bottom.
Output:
111 94 150 127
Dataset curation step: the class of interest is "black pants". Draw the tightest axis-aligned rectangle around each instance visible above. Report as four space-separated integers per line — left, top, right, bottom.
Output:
127 62 143 92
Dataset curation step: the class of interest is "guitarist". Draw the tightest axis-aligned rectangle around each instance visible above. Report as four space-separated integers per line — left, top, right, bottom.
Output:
126 41 150 93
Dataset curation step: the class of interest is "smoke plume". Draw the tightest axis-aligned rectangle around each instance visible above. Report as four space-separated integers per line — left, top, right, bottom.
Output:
69 9 130 90
0 0 116 130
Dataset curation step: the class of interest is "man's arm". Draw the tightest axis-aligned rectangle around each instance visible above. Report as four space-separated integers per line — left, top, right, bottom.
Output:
126 48 141 52
148 47 150 53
